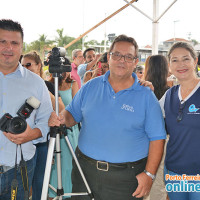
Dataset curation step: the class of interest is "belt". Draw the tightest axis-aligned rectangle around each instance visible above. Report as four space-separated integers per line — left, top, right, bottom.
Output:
77 148 147 172
34 141 48 147
0 165 13 174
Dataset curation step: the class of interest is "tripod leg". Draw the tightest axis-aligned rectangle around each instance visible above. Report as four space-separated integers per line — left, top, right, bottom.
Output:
55 133 64 200
64 135 94 200
41 137 56 200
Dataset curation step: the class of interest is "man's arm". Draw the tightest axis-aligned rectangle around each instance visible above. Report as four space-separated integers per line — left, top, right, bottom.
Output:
132 139 165 198
48 110 77 128
85 54 101 71
49 91 65 113
64 110 77 127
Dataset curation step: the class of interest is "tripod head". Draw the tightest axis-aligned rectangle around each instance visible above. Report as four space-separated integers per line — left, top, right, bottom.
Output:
44 47 72 114
44 47 71 77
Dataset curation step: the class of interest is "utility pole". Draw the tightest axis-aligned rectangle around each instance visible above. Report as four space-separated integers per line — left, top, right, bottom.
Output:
173 20 180 43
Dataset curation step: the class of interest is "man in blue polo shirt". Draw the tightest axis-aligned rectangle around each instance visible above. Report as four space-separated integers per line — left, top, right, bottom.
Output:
49 34 166 200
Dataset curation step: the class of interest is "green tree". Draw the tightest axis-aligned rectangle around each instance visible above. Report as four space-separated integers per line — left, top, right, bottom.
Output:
25 34 54 59
55 29 83 59
55 29 69 47
85 39 100 46
191 39 199 46
100 40 109 46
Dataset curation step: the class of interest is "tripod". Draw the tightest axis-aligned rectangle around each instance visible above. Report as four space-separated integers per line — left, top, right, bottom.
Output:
41 74 94 200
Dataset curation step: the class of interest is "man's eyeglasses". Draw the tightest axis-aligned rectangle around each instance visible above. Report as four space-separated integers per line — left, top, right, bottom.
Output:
110 52 137 63
22 63 32 67
177 100 186 122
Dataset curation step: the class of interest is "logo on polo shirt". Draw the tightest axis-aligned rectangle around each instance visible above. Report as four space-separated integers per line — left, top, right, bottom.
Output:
121 104 134 112
188 104 200 114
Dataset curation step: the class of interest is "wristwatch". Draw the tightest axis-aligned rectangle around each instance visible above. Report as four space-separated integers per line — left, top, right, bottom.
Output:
144 170 156 181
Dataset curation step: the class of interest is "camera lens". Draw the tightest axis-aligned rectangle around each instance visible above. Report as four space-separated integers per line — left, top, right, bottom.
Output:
8 117 27 134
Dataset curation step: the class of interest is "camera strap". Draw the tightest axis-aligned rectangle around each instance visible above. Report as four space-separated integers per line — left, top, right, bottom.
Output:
19 145 29 200
11 145 18 200
11 145 29 200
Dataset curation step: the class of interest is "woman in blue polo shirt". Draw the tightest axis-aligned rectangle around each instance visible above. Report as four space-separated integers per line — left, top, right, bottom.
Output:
160 42 200 200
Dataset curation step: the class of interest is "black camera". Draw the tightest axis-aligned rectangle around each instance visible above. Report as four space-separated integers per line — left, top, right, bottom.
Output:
44 47 71 73
0 97 40 134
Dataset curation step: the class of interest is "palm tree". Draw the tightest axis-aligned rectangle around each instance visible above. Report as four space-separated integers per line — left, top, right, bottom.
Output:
55 29 82 58
55 29 68 47
25 34 54 59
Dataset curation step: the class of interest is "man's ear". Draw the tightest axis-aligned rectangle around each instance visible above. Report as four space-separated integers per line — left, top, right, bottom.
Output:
135 58 139 65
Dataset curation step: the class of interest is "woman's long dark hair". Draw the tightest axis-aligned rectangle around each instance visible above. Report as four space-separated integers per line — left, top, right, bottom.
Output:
58 72 73 87
145 55 169 100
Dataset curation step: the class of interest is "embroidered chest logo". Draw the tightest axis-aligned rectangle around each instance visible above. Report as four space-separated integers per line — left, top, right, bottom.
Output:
188 104 200 114
121 104 134 112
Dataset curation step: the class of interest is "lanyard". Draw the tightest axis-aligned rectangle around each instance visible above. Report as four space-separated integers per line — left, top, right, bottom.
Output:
11 145 29 200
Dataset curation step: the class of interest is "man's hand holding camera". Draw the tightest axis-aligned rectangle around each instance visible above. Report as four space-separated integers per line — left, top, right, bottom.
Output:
0 96 42 145
3 125 41 145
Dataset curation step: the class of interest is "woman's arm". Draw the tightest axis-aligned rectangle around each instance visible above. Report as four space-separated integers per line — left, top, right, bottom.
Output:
72 81 79 98
49 91 65 112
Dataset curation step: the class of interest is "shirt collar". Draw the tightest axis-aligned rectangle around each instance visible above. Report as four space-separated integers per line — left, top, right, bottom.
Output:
1 63 24 78
103 70 140 90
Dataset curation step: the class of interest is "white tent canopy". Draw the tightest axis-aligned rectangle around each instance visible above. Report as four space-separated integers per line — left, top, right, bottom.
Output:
65 0 178 55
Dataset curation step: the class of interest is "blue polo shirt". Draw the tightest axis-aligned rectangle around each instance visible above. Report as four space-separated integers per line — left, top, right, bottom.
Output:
66 71 166 163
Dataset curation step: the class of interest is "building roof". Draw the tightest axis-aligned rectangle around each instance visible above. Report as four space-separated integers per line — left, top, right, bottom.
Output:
164 38 189 42
144 45 152 48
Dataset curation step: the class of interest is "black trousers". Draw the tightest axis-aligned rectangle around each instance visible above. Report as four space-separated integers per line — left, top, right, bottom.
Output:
71 148 147 200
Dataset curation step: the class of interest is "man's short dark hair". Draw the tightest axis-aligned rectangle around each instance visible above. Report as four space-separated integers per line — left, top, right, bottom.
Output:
0 19 24 40
108 34 138 57
83 48 95 58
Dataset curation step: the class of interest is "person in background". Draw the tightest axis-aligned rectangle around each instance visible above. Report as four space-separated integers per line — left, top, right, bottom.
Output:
49 34 166 200
49 72 79 199
144 56 151 79
0 19 52 200
134 65 144 80
143 54 169 200
83 52 109 84
160 42 200 200
144 55 169 100
21 51 65 112
21 51 65 200
77 47 101 86
196 53 200 77
71 49 84 89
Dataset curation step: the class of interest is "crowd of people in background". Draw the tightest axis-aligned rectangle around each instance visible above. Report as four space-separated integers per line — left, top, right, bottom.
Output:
1 18 200 200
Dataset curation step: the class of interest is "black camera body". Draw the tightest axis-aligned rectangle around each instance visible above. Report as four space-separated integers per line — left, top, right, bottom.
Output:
44 47 71 73
0 113 27 134
0 97 40 134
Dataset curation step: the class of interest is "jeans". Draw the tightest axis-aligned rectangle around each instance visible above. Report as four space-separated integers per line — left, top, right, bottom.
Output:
71 148 147 200
0 154 36 200
32 142 48 200
164 165 200 200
